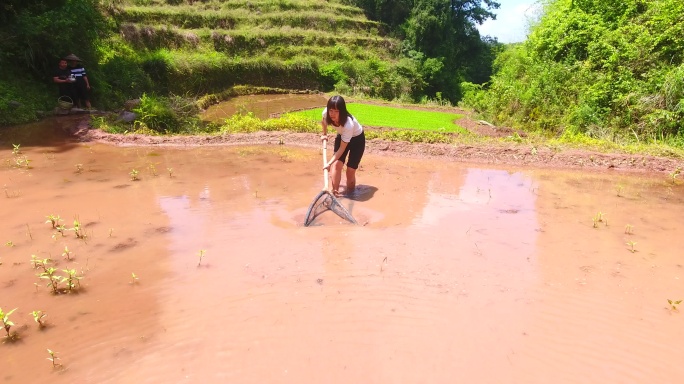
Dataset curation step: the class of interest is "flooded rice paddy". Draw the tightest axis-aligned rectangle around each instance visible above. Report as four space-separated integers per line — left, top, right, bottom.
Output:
1 119 684 384
201 94 326 123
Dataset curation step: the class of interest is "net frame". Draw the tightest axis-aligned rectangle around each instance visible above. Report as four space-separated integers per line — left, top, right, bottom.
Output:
303 137 358 227
304 190 358 226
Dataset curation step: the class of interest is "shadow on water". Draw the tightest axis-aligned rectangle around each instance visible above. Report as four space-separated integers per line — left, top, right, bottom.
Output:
347 184 378 202
0 115 84 151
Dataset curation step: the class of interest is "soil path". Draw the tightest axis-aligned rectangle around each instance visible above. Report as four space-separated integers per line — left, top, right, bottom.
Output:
67 115 684 176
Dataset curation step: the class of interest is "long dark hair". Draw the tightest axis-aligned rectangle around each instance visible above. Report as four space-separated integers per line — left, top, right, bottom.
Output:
325 95 353 127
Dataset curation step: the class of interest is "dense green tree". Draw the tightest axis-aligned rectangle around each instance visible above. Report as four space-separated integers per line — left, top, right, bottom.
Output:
462 0 684 144
0 0 108 76
351 0 500 102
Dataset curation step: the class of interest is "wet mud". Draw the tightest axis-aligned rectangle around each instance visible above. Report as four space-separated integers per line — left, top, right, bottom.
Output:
1 119 683 383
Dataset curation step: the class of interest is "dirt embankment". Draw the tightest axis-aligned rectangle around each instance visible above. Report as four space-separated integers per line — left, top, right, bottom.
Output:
68 113 684 176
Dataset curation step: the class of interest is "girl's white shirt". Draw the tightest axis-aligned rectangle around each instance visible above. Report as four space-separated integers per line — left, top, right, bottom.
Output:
322 108 363 142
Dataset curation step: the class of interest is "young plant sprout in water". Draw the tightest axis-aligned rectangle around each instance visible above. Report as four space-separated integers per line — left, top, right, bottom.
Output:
45 214 62 229
669 167 681 184
1 307 18 340
62 246 72 260
592 212 606 228
5 241 14 247
130 169 140 181
60 268 82 292
668 299 682 311
12 144 21 156
30 310 47 328
75 164 83 174
624 224 634 234
40 266 62 294
148 163 158 176
167 167 174 178
53 224 67 238
71 218 87 240
47 349 62 368
626 241 637 253
616 184 624 197
130 272 139 284
197 249 206 267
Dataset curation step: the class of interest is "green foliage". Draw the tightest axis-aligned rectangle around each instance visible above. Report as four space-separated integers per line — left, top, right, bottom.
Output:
132 93 181 133
461 0 684 148
319 62 348 91
377 129 453 144
1 0 108 75
0 79 50 125
131 93 201 133
220 112 318 134
293 103 466 133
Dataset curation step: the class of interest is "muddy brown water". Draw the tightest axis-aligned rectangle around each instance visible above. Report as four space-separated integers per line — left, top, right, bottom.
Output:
201 94 327 123
1 119 684 384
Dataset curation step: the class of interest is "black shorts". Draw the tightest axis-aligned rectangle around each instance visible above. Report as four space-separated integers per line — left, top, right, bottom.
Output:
334 131 365 169
74 81 89 101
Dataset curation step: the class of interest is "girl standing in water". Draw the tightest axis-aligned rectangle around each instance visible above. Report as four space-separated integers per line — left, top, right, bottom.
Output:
321 95 365 196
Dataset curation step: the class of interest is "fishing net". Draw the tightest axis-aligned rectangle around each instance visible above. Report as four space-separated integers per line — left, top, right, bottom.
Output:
304 190 357 226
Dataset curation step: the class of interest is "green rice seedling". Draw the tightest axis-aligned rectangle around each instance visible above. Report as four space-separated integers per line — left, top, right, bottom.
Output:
616 184 624 197
167 167 174 177
75 164 83 174
54 224 67 238
148 163 158 176
71 218 87 240
40 267 61 294
39 265 62 294
197 249 206 267
62 246 72 260
592 211 605 228
5 241 14 247
47 349 62 368
624 224 634 234
31 255 49 269
130 272 139 284
30 310 47 328
1 307 18 340
130 169 140 181
668 299 682 311
12 144 21 156
626 241 637 253
60 268 82 292
45 214 62 229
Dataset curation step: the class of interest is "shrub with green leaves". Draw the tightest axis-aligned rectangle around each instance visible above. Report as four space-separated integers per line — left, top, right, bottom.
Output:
133 93 182 133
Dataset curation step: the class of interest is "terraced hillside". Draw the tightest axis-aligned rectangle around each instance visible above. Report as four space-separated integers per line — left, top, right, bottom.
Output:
111 0 410 98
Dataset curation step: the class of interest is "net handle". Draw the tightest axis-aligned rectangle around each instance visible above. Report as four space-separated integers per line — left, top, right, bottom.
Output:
322 138 329 191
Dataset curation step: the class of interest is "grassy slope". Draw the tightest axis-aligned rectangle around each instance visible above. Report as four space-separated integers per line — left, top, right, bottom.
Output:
109 0 401 94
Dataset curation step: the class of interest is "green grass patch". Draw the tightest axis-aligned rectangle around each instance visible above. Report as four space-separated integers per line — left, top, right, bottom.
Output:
292 103 466 133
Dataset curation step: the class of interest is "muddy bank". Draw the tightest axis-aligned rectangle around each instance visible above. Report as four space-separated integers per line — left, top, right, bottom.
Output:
65 117 684 176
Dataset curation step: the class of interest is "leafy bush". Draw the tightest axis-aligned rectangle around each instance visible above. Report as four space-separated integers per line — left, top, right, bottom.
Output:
461 0 684 147
132 93 182 133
